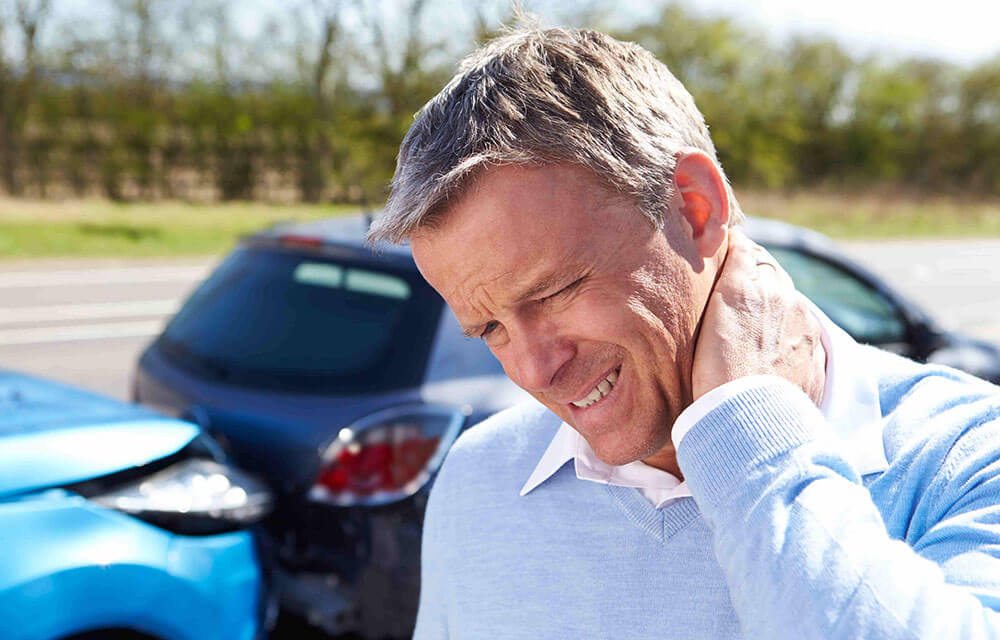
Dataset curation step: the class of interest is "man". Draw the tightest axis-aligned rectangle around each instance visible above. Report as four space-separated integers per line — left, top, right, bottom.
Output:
367 27 1000 639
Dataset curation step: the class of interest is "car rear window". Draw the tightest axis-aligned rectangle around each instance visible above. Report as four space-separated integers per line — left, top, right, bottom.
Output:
158 246 443 392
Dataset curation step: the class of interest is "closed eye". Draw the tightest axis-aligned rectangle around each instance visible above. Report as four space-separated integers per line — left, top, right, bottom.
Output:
542 277 584 303
478 320 500 339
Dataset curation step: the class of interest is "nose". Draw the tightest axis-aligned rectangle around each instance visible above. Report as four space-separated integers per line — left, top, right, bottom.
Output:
506 321 574 393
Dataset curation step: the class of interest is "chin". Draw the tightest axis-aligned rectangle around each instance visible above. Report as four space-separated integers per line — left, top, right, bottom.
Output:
586 424 667 467
590 447 641 467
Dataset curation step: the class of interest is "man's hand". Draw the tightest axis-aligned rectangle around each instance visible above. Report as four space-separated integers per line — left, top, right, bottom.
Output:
692 230 826 405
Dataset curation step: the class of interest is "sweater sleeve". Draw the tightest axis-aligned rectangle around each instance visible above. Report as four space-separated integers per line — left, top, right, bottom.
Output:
412 474 451 640
676 377 1000 640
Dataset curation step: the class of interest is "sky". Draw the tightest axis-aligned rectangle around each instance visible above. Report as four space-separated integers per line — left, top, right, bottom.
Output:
11 0 1000 69
676 0 1000 65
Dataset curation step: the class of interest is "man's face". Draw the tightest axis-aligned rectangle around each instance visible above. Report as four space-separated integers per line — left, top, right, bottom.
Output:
411 164 709 469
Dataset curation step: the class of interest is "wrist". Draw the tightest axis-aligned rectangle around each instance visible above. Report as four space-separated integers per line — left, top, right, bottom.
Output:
673 375 791 450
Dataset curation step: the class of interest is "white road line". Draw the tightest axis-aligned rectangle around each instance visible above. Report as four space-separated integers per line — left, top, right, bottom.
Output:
0 320 166 346
0 300 180 325
0 266 209 289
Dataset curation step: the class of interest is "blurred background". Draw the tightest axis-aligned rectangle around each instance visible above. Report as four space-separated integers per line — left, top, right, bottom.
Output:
2 0 999 399
1 0 999 247
2 2 1000 639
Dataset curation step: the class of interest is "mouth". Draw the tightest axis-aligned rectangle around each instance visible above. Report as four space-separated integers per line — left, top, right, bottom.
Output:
569 365 622 410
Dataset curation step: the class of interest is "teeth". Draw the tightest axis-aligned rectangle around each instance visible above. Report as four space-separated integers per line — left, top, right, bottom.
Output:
571 368 620 408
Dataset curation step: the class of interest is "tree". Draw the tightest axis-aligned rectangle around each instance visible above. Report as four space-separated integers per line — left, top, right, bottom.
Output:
0 0 54 195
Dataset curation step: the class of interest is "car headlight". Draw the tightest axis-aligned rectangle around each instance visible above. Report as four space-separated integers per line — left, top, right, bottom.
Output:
77 454 273 536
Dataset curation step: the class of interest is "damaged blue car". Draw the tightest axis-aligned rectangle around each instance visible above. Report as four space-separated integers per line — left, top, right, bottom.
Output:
0 370 275 640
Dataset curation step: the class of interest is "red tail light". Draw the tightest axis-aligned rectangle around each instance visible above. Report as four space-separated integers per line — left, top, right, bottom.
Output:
279 234 323 248
310 405 465 506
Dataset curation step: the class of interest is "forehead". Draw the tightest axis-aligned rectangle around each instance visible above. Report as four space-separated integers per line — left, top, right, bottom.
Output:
410 164 644 309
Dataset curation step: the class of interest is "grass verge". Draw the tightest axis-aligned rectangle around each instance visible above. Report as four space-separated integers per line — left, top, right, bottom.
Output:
1 191 999 259
0 199 359 259
739 189 1000 239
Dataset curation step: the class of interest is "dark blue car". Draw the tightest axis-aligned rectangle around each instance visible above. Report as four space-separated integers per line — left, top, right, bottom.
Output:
0 370 275 640
134 216 527 637
133 215 1000 638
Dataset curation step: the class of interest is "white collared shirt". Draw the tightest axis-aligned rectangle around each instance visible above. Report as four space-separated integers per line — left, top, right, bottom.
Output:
520 305 888 508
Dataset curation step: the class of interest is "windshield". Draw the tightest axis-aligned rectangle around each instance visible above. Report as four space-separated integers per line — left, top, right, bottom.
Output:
159 246 443 392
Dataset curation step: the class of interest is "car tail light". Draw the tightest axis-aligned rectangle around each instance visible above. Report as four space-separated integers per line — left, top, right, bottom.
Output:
279 234 323 248
309 404 466 506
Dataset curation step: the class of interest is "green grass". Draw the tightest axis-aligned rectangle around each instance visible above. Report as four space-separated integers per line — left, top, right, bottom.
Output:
738 190 1000 239
1 190 999 259
0 199 360 259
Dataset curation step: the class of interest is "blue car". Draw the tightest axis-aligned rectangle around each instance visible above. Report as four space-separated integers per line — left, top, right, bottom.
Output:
0 370 276 640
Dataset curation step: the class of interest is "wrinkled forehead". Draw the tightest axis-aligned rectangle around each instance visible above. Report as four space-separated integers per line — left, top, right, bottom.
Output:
410 203 580 309
409 163 640 304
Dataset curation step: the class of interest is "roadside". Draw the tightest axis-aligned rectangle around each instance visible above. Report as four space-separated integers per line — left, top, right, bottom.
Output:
840 238 1000 343
2 193 1000 260
738 189 1000 239
0 258 213 400
0 199 360 259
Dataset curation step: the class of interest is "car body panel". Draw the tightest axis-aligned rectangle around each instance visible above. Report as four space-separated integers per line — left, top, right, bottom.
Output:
0 370 268 640
0 371 198 498
0 369 158 436
138 342 428 490
0 489 261 640
137 328 529 489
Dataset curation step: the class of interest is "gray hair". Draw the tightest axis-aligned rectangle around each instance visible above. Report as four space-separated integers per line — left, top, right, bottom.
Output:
367 26 742 245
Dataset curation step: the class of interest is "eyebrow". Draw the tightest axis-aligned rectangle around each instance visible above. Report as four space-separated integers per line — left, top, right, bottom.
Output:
458 272 573 339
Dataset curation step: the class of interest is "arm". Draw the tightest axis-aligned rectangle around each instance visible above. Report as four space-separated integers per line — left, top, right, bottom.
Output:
686 231 1000 638
676 376 1000 639
412 476 450 639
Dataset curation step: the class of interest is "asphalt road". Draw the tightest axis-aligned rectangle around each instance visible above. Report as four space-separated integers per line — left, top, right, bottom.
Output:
839 238 1000 343
0 257 216 399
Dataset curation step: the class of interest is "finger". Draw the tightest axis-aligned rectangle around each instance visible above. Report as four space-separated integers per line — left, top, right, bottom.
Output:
750 246 782 282
719 229 762 282
754 245 796 289
724 230 782 285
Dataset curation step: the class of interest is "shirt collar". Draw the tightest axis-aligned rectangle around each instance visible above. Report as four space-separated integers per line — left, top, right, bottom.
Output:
520 305 887 498
813 302 887 475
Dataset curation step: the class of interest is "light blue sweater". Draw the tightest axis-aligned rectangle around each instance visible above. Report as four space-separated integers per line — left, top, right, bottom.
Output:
414 346 1000 639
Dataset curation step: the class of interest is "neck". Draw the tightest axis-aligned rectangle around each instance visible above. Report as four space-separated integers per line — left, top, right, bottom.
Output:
641 444 683 480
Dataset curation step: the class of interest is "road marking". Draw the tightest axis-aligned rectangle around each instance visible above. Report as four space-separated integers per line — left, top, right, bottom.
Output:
0 320 166 346
0 266 209 289
0 300 180 325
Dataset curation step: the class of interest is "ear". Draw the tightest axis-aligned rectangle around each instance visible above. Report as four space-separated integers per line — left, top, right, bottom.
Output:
673 151 730 258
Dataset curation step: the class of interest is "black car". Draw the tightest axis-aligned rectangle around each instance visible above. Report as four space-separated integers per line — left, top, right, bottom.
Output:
744 217 1000 383
133 214 1000 638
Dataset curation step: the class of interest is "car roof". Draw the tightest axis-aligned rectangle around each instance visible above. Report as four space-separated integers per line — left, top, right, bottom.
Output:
252 212 414 259
257 212 834 257
740 216 841 254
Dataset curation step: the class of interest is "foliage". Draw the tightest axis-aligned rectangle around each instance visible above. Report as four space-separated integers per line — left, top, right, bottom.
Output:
0 1 999 202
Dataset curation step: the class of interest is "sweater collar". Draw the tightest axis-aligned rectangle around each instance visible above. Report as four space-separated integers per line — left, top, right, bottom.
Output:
520 304 887 498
